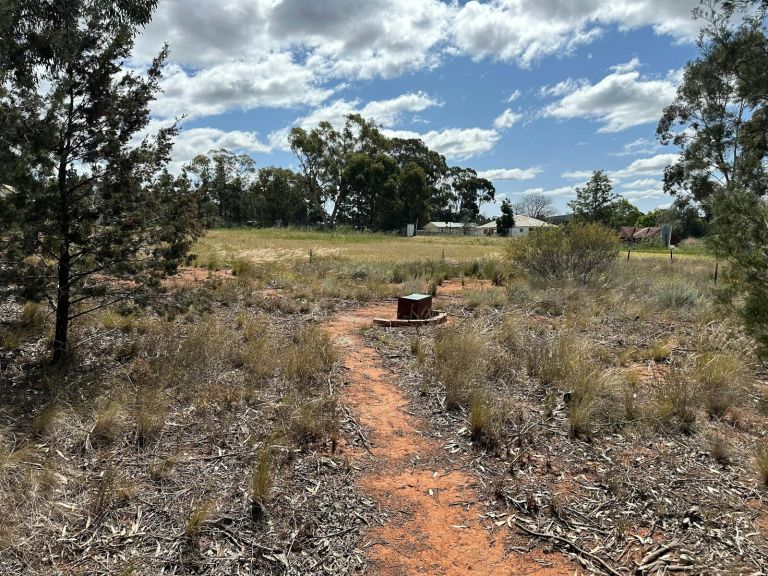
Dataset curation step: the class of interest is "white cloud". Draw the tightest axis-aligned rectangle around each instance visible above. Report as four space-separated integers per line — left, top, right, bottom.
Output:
612 153 679 180
451 0 700 67
164 127 271 172
477 167 541 180
153 56 334 119
506 90 522 102
135 0 449 80
609 57 642 73
290 92 440 131
493 109 523 130
539 78 589 98
621 177 658 189
544 62 679 132
385 127 500 160
562 151 677 183
610 137 661 156
562 170 595 180
621 187 666 200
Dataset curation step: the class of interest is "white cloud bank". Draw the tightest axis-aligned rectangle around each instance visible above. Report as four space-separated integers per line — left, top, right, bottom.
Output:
543 59 679 132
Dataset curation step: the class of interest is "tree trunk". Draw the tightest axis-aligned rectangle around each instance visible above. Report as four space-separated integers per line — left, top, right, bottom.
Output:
52 249 70 362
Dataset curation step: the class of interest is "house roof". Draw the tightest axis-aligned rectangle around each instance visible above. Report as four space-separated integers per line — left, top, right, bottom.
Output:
480 215 552 228
425 221 475 228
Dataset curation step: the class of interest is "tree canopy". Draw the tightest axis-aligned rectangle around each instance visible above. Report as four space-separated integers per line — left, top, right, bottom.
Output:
513 192 555 220
568 171 619 225
195 114 495 231
0 0 202 361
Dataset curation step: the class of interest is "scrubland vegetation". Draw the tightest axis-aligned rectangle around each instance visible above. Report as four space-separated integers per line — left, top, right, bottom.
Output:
2 225 767 573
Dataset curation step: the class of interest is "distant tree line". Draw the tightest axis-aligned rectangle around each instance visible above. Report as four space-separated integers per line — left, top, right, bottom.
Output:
185 114 496 231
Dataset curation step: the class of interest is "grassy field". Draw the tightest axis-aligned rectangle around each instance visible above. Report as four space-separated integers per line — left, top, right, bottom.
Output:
193 227 508 267
195 227 715 270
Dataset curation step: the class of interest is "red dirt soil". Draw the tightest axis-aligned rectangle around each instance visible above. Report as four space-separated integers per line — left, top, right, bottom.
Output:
326 302 576 575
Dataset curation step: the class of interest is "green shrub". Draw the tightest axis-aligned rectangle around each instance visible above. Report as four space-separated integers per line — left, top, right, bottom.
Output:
506 223 619 285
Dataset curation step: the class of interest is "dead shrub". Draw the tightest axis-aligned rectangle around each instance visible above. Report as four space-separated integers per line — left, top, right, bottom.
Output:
185 500 212 538
240 335 279 383
693 353 749 419
92 467 137 515
691 326 755 420
525 331 580 386
563 363 617 439
133 384 169 446
30 402 63 437
469 390 507 449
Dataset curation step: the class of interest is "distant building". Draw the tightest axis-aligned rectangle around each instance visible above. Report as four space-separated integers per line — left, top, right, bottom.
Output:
422 222 477 235
619 226 681 246
479 215 553 236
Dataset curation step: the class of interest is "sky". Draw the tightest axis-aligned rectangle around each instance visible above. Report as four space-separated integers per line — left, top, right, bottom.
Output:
130 0 705 217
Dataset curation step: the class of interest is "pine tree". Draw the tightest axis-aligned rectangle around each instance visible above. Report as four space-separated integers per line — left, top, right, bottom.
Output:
568 170 618 225
497 199 515 236
0 1 202 362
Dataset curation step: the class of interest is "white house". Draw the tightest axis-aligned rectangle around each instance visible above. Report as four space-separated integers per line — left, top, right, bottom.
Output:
423 222 477 235
479 215 552 237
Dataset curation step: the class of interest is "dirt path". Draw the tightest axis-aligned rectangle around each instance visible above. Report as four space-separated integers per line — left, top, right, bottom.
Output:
326 301 575 576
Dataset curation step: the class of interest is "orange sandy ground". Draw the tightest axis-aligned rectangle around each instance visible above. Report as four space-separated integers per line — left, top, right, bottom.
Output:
325 302 577 576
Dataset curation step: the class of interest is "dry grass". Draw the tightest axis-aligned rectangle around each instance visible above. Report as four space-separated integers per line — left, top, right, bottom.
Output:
756 445 768 486
250 450 273 520
431 323 487 409
194 227 505 266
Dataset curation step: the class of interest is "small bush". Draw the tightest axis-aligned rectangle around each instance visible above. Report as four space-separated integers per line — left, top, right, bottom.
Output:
134 385 169 446
693 352 748 419
469 392 491 444
507 223 619 285
653 278 701 309
19 301 47 331
280 394 338 447
464 287 507 310
231 257 257 278
563 363 616 439
91 400 127 447
525 331 580 386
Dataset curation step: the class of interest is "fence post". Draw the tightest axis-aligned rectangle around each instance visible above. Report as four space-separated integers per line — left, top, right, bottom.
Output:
714 260 719 285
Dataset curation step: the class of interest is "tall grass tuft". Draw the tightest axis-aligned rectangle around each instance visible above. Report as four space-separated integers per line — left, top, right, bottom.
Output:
432 324 487 409
250 450 273 521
